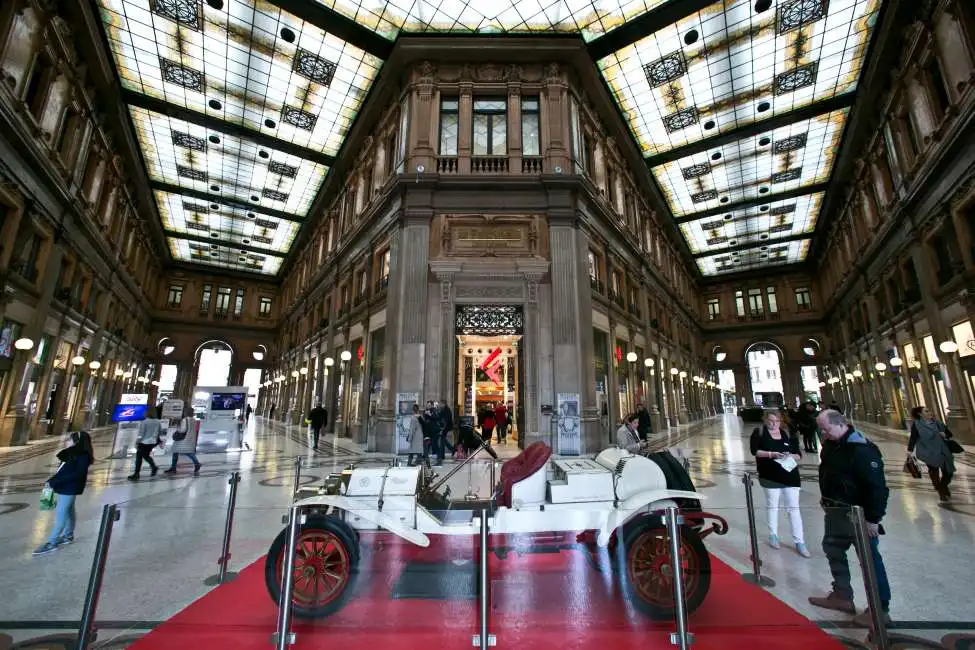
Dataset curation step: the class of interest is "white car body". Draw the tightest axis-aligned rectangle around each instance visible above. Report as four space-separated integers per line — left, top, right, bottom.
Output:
294 447 704 548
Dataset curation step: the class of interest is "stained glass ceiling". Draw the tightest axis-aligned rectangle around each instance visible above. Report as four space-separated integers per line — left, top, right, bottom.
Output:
94 0 882 277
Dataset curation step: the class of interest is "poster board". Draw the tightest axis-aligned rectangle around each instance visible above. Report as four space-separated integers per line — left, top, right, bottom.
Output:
395 392 418 454
556 393 581 456
109 393 149 458
160 399 184 439
194 386 247 451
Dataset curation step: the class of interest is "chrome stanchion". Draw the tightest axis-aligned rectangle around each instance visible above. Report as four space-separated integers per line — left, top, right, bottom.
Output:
74 504 120 650
474 509 495 648
205 472 241 585
664 506 694 649
291 456 303 498
272 504 302 649
741 472 775 587
851 506 891 650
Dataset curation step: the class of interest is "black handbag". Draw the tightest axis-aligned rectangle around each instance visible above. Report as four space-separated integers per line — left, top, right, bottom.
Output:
903 455 923 479
946 438 964 454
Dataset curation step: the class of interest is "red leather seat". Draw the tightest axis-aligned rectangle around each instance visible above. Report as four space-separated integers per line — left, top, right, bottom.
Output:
498 442 552 508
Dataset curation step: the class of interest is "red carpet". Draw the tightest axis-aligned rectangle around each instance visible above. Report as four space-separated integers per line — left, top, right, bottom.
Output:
130 534 845 650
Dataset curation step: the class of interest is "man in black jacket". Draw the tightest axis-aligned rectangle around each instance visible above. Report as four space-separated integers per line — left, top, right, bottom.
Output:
636 403 653 441
809 410 891 628
307 403 327 450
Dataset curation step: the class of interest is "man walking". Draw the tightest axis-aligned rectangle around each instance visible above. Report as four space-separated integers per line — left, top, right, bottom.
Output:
307 402 327 450
439 399 456 460
809 409 891 628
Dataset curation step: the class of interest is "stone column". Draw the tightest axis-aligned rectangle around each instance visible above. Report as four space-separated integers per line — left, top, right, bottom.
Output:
457 75 473 174
70 328 105 430
523 271 543 441
605 316 620 431
506 78 522 173
432 265 460 413
355 320 371 445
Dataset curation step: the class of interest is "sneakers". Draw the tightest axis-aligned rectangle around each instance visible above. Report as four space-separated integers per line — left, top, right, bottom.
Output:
164 468 177 474
808 592 856 615
150 466 158 477
769 534 780 549
56 535 74 546
796 543 811 558
193 464 202 475
853 608 891 629
32 542 58 557
127 474 139 482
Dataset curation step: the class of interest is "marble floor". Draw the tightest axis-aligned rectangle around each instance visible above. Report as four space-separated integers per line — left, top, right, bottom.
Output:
0 414 972 649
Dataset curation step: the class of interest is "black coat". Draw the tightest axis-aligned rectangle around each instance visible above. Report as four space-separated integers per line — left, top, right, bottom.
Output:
308 406 327 428
440 405 454 433
48 447 91 496
819 426 889 525
637 409 652 439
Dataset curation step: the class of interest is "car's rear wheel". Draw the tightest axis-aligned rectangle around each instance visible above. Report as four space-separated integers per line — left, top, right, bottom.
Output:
618 516 711 620
265 515 359 619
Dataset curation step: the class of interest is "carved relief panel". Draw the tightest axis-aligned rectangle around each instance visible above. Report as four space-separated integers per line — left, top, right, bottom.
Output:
435 214 547 258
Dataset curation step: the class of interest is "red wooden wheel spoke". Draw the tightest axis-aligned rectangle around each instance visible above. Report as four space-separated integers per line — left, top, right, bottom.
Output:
277 529 352 607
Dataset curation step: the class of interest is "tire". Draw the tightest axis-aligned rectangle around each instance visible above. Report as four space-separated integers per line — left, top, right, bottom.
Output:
265 515 360 619
617 516 711 620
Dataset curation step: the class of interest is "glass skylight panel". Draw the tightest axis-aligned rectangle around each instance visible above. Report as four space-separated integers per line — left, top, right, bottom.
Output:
680 192 823 254
132 108 326 217
168 237 283 275
696 239 810 276
653 109 846 216
315 0 668 40
97 0 383 157
156 190 299 254
599 0 880 156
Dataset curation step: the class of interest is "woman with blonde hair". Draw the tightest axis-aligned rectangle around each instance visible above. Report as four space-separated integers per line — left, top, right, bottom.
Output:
750 411 809 557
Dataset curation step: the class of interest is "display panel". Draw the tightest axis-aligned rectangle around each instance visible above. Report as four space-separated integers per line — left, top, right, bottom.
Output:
210 392 247 411
599 0 880 156
112 404 148 422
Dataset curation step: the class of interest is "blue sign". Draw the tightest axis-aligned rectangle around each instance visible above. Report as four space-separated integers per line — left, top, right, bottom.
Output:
112 404 147 422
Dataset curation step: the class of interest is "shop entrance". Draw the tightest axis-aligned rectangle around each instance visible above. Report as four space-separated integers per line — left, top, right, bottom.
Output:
455 305 525 450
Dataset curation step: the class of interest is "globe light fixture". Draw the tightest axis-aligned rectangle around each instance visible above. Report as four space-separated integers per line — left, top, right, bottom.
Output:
71 355 85 366
252 351 265 361
300 367 309 375
844 373 854 381
161 345 175 356
679 371 687 379
151 380 160 386
115 368 124 376
644 358 654 368
123 371 133 379
670 367 679 375
715 352 727 362
874 362 887 372
818 381 826 387
852 369 863 378
324 357 335 367
89 361 101 370
291 370 300 378
889 357 903 367
13 337 34 351
340 350 352 362
939 340 959 354
625 351 638 363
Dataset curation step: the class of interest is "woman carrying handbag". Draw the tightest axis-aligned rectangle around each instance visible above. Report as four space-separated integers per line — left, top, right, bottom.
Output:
34 431 94 556
908 406 956 502
165 404 202 475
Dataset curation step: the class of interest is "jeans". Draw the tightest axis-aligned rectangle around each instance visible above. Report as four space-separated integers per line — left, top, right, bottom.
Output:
822 509 891 608
134 443 157 475
47 493 77 544
312 426 322 448
437 432 455 459
765 486 805 544
170 452 200 469
495 424 508 442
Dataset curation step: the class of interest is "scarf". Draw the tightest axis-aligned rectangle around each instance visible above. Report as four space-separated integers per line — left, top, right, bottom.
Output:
914 418 944 439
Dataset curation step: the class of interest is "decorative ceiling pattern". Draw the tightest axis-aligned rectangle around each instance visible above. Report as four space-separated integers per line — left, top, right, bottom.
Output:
93 0 883 277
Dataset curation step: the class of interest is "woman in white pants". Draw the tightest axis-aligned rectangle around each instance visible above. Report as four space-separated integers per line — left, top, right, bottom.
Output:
750 412 810 557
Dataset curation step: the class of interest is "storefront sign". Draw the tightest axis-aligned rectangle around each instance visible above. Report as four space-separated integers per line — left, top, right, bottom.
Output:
120 393 149 405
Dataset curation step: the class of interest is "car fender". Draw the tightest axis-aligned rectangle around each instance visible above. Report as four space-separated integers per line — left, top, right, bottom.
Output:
294 494 430 548
596 489 705 547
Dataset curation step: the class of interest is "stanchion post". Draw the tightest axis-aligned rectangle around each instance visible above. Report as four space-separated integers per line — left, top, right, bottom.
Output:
850 506 891 650
205 472 241 585
474 509 495 648
741 472 775 587
74 504 120 650
272 504 302 649
664 506 694 649
291 456 302 498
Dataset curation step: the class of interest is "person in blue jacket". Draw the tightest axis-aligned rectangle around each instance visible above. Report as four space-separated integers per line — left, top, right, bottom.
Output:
34 431 94 556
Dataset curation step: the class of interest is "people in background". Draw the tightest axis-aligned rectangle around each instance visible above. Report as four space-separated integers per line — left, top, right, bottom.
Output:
810 410 891 629
616 413 642 453
405 404 424 467
245 404 253 422
128 407 162 481
494 402 508 444
34 431 94 556
422 401 442 467
637 403 653 441
479 403 496 444
796 401 820 453
750 412 809 557
438 399 456 461
307 402 328 450
269 403 276 419
166 404 201 475
827 400 843 414
908 406 955 502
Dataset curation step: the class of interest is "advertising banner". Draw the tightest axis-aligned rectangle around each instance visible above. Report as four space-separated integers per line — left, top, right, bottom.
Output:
195 386 247 450
395 392 419 454
120 393 149 405
160 399 184 436
556 393 581 456
110 421 141 459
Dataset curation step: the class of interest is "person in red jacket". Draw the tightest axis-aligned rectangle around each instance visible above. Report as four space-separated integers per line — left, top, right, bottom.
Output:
480 404 496 443
34 431 93 556
494 402 509 444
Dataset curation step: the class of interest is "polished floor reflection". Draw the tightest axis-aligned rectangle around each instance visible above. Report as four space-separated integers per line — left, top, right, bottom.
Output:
0 415 972 649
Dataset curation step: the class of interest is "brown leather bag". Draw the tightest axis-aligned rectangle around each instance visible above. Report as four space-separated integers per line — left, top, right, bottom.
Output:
903 455 923 479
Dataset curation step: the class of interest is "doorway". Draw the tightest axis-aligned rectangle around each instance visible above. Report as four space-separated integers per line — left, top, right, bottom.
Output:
746 343 785 408
455 305 525 449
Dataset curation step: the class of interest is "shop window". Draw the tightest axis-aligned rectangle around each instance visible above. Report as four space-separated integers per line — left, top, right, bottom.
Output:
522 97 540 156
473 99 506 156
167 284 183 308
439 98 458 156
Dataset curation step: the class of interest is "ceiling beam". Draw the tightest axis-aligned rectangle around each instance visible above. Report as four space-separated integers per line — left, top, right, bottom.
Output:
265 0 394 59
692 233 811 259
587 0 715 61
149 181 306 224
673 183 830 224
164 231 288 258
645 94 857 168
122 90 335 168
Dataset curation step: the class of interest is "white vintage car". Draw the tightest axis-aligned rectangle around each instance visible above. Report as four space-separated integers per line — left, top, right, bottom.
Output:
265 441 727 620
